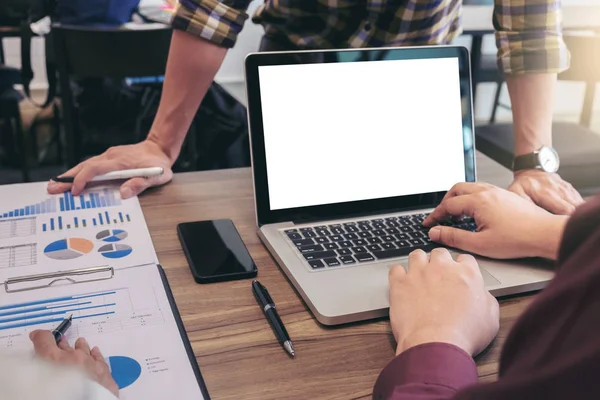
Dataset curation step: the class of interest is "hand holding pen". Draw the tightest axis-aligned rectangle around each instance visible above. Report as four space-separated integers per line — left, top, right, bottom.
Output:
47 140 174 199
29 316 119 397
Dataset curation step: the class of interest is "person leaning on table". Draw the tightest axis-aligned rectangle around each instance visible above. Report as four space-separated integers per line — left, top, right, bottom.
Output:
5 182 600 400
375 182 600 400
47 0 583 216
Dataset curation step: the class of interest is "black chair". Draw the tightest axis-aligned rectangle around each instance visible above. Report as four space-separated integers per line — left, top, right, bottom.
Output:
51 24 174 167
0 64 29 181
476 34 600 197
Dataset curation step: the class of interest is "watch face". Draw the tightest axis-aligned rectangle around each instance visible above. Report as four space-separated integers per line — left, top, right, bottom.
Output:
538 146 560 173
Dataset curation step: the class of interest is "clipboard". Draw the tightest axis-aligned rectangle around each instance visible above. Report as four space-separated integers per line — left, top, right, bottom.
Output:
157 264 212 400
1 262 211 399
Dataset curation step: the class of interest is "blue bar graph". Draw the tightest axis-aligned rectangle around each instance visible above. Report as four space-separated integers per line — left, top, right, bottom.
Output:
44 212 131 232
0 291 117 331
0 189 122 219
42 223 47 232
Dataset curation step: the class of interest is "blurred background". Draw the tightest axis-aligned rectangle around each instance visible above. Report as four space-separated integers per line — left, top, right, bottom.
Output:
0 0 599 194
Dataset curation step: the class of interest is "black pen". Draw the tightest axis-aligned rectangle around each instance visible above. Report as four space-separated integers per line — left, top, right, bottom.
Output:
252 280 295 357
52 314 73 343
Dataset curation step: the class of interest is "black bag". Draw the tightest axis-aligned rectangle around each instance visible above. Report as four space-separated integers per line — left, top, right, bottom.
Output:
72 79 250 171
175 82 251 171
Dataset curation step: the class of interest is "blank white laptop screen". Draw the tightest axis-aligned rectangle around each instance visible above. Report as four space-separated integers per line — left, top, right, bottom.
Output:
258 57 466 211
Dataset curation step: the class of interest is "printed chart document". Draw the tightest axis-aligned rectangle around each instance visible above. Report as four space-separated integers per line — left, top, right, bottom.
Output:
0 182 158 278
0 182 207 399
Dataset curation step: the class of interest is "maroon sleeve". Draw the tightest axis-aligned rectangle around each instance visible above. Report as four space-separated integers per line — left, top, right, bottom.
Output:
373 343 478 400
374 195 600 400
454 195 600 399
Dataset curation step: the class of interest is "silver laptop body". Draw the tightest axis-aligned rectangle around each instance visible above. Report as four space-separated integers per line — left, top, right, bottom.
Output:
244 46 554 325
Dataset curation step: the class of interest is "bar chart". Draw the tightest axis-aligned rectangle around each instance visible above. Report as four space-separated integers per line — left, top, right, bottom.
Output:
0 290 118 331
42 211 132 232
0 217 36 239
0 286 164 335
0 188 122 220
0 243 37 269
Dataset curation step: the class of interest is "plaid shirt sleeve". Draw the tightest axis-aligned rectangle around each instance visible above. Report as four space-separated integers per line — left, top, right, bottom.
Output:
494 0 570 75
171 0 252 48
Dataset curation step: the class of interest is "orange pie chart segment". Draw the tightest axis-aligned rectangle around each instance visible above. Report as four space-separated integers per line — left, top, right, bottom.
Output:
69 238 94 254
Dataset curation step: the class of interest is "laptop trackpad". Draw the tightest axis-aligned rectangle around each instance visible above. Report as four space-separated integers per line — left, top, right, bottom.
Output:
480 267 501 287
390 259 500 287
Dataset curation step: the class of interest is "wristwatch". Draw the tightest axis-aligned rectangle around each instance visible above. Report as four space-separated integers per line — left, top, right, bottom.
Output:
512 146 560 173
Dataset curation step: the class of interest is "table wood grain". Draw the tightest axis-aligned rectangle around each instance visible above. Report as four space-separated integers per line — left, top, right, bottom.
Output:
139 152 535 400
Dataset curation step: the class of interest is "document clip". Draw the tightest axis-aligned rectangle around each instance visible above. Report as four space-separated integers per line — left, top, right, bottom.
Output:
4 266 114 293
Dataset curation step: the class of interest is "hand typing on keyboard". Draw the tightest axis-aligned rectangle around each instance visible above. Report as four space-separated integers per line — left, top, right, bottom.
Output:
423 183 569 260
286 212 478 270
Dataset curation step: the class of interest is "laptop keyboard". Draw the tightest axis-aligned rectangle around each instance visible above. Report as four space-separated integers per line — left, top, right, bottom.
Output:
284 214 477 270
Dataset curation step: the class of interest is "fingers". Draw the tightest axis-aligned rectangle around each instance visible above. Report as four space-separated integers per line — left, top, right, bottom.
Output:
46 163 86 194
531 189 576 215
408 249 428 270
71 160 123 195
429 247 453 264
429 226 480 253
424 196 477 227
120 168 173 199
75 337 91 355
30 330 60 359
57 338 73 351
90 346 106 364
456 253 478 269
388 265 407 284
567 186 585 207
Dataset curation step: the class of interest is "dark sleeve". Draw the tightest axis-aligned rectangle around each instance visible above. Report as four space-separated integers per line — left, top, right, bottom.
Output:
454 195 600 399
374 195 600 400
373 343 478 400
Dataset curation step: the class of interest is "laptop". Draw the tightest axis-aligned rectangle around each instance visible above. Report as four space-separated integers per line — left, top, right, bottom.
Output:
244 46 554 326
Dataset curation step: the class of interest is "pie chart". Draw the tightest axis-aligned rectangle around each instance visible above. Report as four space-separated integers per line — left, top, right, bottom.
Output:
44 238 94 260
107 356 142 389
98 244 132 259
96 229 128 242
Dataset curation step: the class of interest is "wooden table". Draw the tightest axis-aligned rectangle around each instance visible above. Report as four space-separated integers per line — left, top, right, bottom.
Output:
139 153 534 400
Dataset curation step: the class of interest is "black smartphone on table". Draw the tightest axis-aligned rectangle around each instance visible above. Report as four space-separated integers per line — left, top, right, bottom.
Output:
177 219 257 283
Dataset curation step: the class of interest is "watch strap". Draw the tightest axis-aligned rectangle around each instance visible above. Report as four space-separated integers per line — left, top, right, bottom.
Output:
512 152 539 171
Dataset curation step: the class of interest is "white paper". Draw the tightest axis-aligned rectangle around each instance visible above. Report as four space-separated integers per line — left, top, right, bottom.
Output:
0 264 205 399
0 183 205 399
0 182 158 281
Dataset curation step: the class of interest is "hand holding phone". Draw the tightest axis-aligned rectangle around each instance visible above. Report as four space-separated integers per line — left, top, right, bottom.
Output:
177 219 257 283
